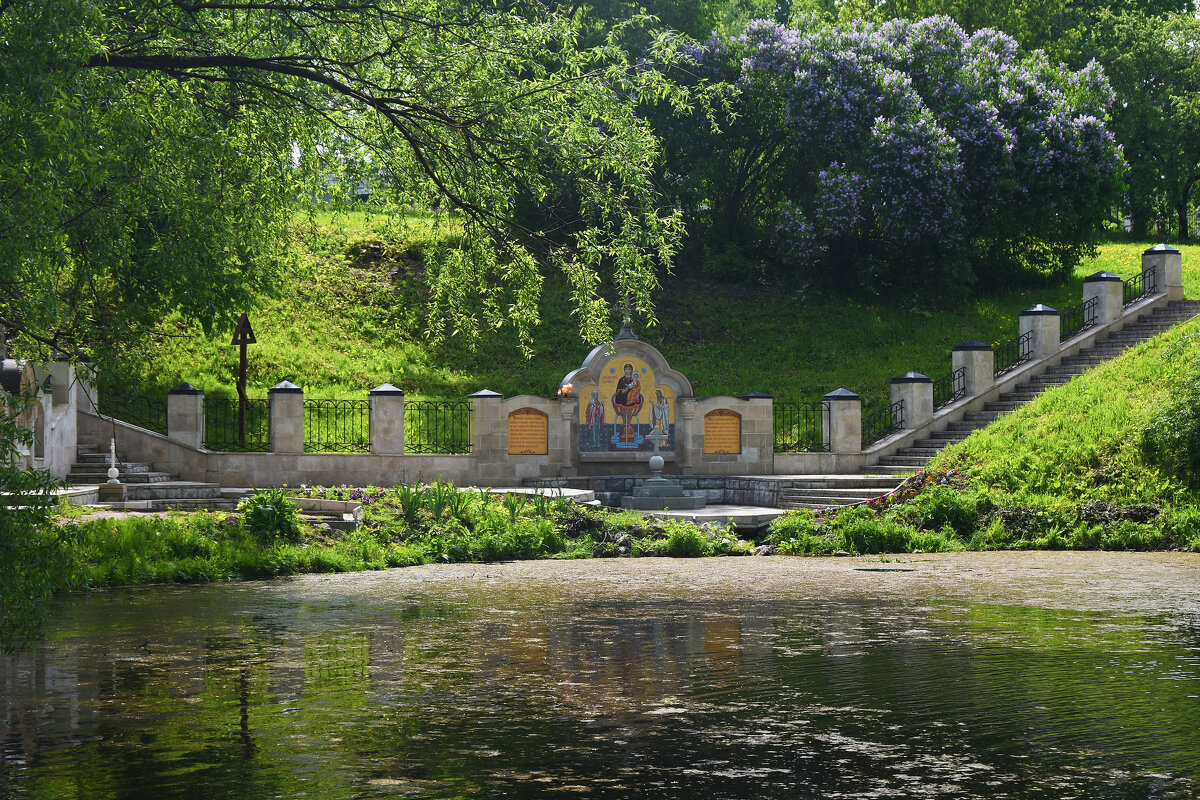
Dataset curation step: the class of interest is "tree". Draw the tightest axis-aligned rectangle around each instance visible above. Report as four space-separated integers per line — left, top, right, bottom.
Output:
0 0 700 366
1088 11 1200 238
665 17 1123 295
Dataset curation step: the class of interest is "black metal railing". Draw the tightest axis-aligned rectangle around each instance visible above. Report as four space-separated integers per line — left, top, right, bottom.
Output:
97 386 167 435
993 331 1033 377
404 400 472 454
862 400 904 446
1123 267 1158 307
773 401 830 452
1060 296 1098 340
204 397 270 452
932 367 966 410
304 399 370 453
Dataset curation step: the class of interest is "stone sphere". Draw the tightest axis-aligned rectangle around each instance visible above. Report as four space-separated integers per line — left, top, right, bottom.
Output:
648 455 664 472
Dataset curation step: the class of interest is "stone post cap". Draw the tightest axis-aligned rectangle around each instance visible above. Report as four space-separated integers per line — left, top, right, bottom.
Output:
468 389 502 398
169 383 205 395
739 390 773 399
268 380 303 393
824 388 860 401
369 383 405 395
890 372 932 384
953 340 992 351
1083 270 1122 283
1144 243 1180 255
1020 304 1058 315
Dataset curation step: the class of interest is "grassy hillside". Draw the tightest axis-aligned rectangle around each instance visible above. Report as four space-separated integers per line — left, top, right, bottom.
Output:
766 314 1200 553
131 211 1200 409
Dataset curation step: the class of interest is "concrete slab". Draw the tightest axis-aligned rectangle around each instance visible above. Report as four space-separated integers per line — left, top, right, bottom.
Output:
641 504 785 531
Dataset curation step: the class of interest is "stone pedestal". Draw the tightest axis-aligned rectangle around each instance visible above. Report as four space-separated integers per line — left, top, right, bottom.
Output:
890 372 933 429
1020 304 1061 362
824 388 862 455
167 383 205 449
1143 244 1183 301
269 381 304 454
1084 271 1124 325
952 341 993 396
369 383 405 454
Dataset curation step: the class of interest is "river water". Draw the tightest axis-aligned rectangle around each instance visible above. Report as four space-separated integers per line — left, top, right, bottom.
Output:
2 552 1198 799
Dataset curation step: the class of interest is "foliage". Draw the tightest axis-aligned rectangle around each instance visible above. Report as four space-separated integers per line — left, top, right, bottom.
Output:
1139 337 1200 488
1086 12 1200 240
238 489 303 545
0 392 67 652
668 16 1123 295
0 0 707 370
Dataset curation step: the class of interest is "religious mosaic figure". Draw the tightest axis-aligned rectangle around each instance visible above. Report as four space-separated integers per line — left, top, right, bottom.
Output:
651 389 669 434
586 389 605 447
611 363 643 443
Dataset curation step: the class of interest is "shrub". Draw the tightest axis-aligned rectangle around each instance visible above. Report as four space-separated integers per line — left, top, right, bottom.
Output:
898 485 981 538
238 489 303 544
665 525 710 558
1140 369 1200 489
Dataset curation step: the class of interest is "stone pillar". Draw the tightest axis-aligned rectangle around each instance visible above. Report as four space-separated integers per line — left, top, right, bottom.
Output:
48 355 73 404
468 389 503 461
952 341 994 396
268 380 304 454
1083 271 1124 325
677 396 696 471
369 383 405 454
167 383 205 449
739 391 775 465
1143 243 1183 301
823 388 861 455
1019 304 1061 361
890 372 933 430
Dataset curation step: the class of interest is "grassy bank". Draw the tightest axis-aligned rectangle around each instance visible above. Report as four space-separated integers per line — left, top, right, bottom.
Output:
764 313 1200 554
128 212 1200 407
49 487 756 592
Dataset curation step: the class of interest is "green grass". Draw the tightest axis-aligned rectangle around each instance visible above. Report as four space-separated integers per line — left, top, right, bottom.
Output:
126 210 1200 408
50 486 757 592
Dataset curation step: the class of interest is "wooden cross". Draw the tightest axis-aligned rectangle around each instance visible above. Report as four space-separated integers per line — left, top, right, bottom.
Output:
231 313 256 443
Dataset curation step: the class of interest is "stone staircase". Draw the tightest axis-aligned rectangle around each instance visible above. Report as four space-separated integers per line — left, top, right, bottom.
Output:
69 449 238 511
780 299 1200 509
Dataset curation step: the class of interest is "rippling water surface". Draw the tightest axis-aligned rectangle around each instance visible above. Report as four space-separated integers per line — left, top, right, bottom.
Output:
2 552 1199 798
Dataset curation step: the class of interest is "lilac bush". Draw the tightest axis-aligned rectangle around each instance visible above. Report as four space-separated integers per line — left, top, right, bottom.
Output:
668 16 1123 295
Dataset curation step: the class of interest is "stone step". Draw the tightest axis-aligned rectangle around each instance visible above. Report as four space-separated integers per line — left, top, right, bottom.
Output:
983 401 1021 412
913 436 964 449
778 488 892 503
861 464 921 475
103 498 240 512
874 455 930 467
963 411 1001 423
778 476 901 490
895 447 943 458
946 421 984 432
122 482 222 501
67 470 173 484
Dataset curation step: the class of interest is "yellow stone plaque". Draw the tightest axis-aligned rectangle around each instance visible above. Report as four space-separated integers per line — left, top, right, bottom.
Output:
703 409 741 454
508 408 549 455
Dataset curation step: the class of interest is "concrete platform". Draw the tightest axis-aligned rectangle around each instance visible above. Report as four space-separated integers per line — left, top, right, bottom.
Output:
641 504 785 532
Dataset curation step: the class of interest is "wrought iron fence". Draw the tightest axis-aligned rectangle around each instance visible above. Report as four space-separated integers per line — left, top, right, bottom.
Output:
862 400 904 446
932 367 966 410
304 398 370 453
404 400 472 454
97 385 167 435
1060 296 1098 341
1123 267 1158 307
204 397 270 452
773 401 830 453
993 331 1033 377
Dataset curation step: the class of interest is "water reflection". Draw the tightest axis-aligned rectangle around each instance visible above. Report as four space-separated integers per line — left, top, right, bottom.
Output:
2 553 1199 798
